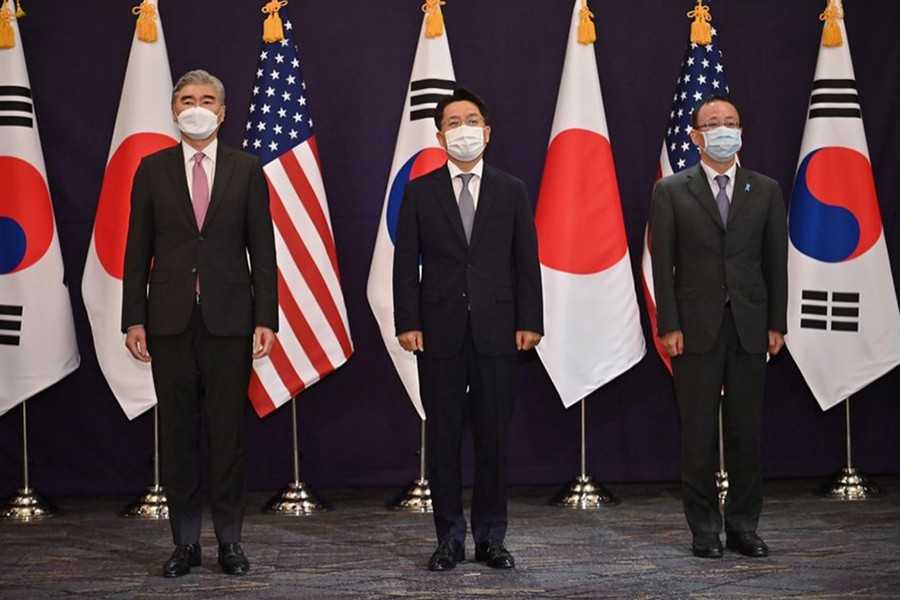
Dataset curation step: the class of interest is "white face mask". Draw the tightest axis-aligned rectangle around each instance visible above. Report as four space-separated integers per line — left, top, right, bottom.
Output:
701 126 742 162
176 106 220 140
443 125 486 162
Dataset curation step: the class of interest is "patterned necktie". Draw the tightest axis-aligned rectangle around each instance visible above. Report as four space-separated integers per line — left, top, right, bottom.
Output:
192 152 210 230
458 173 475 243
715 174 730 227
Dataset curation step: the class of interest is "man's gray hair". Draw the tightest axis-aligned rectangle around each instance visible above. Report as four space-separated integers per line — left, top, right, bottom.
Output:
171 69 226 108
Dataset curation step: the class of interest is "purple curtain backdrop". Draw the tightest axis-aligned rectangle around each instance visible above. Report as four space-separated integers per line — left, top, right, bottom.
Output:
1 0 898 495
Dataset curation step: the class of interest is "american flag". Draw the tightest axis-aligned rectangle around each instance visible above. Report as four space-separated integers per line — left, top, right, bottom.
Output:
242 13 353 418
641 24 732 372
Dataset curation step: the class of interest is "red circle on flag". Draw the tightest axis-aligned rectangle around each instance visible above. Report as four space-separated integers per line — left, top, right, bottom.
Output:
0 156 54 274
535 129 627 274
95 133 177 279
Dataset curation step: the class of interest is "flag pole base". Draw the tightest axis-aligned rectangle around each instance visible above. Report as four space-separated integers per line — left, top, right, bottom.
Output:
121 485 169 519
551 475 619 509
1 487 59 521
389 477 433 513
263 481 331 515
716 469 729 512
818 467 886 500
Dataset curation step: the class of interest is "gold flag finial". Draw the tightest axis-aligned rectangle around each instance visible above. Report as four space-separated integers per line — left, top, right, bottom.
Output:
687 0 712 45
262 0 288 43
422 0 446 39
820 0 844 47
132 0 159 43
577 0 596 45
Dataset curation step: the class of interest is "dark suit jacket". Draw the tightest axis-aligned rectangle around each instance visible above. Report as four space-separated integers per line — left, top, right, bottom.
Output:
121 143 278 337
393 163 543 357
649 163 787 354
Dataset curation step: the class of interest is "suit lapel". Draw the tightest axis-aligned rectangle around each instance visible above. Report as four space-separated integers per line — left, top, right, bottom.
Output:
729 167 752 224
166 144 198 230
204 144 235 231
687 163 727 230
467 164 496 253
434 165 469 247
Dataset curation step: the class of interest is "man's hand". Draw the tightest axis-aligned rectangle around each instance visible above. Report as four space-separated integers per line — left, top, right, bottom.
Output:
253 326 276 359
398 330 424 353
767 330 785 356
660 330 684 357
125 325 151 362
516 330 542 351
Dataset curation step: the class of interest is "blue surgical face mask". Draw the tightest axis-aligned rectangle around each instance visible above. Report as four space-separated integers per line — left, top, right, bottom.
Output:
702 126 742 162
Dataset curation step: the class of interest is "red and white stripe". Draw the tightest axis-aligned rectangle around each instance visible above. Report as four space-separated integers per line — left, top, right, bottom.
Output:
249 138 353 417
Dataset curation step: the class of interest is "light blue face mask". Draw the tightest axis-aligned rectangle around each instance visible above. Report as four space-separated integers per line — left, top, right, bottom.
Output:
702 126 742 162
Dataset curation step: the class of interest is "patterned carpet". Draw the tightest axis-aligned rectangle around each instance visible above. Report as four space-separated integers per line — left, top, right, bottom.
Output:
1 478 898 599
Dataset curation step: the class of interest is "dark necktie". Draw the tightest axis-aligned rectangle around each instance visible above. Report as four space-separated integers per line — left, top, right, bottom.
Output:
715 174 730 227
458 173 475 243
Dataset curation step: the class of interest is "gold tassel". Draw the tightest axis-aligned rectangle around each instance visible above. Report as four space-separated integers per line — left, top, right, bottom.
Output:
15 0 23 19
262 0 288 43
820 0 844 47
132 1 158 43
422 0 446 39
577 0 596 45
0 0 15 49
687 0 712 45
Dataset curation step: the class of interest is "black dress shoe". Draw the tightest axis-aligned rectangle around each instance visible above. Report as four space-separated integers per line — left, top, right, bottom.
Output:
691 533 724 559
428 538 465 571
218 543 250 575
162 544 201 577
726 532 769 557
475 540 515 569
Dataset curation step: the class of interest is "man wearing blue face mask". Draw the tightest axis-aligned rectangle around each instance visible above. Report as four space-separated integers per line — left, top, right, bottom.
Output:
122 69 278 577
393 88 543 571
649 95 787 560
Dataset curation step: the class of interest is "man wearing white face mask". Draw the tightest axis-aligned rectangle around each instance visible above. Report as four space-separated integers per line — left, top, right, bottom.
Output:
122 69 277 577
393 88 543 571
649 95 787 559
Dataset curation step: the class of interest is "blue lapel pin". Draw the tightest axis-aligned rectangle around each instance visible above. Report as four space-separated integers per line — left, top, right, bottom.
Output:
745 183 751 192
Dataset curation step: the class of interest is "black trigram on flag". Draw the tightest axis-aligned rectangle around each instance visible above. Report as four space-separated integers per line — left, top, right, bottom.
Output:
0 304 23 346
808 79 861 120
0 85 34 128
409 78 455 122
800 290 860 332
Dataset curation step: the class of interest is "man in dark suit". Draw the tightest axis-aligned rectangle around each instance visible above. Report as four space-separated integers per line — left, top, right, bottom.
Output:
393 88 543 571
122 69 277 577
650 95 787 559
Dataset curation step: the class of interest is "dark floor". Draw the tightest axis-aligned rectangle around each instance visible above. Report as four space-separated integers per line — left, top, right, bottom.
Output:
1 478 899 599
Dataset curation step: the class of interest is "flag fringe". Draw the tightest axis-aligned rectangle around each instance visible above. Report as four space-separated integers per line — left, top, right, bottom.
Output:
820 0 843 47
0 0 14 49
687 0 712 45
262 0 288 43
422 0 446 39
577 0 596 45
132 0 158 43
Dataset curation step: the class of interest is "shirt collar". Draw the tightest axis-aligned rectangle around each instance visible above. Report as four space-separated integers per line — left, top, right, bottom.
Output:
182 138 219 164
699 159 737 186
446 158 484 181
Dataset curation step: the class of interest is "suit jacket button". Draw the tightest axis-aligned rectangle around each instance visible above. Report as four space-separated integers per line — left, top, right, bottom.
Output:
191 267 197 274
462 292 467 298
199 236 205 241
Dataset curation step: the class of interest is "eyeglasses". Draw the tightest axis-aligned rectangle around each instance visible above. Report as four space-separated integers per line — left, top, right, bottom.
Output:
441 116 485 130
696 120 740 131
